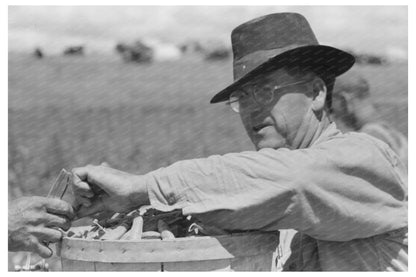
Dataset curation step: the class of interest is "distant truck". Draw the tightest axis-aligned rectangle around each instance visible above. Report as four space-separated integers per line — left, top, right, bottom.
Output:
33 48 44 59
204 47 230 61
115 40 154 63
179 39 230 61
63 46 84 56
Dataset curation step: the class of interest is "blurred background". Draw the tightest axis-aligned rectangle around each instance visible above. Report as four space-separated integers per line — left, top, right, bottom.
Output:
8 5 407 270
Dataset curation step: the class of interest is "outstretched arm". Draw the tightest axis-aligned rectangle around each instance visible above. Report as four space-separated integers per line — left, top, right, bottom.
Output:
73 136 407 241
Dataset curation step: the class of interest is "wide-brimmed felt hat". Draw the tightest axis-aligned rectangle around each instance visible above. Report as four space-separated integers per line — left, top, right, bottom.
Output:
210 12 355 104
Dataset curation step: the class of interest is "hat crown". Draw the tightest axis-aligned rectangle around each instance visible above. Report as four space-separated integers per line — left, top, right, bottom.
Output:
231 13 319 62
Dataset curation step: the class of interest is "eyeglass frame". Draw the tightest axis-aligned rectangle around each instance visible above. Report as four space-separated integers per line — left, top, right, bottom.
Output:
226 78 314 113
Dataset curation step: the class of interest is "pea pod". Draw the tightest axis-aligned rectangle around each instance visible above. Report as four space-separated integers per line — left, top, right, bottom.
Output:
142 231 161 240
121 215 144 240
100 222 129 240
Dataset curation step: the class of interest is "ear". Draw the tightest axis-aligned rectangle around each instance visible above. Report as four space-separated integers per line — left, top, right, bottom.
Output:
311 78 327 112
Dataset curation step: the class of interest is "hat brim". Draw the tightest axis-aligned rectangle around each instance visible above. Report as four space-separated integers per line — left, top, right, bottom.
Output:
210 45 355 103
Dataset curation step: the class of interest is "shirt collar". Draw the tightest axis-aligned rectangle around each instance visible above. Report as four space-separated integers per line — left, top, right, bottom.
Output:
312 122 342 146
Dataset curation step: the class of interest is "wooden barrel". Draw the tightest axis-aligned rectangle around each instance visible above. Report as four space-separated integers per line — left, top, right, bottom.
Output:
57 232 279 271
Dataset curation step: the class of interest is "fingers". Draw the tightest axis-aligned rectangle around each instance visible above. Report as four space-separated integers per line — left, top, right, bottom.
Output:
28 196 48 206
42 214 71 231
30 226 63 243
33 241 53 258
72 167 95 198
26 236 53 258
72 166 91 182
43 198 75 220
75 181 95 198
72 166 107 199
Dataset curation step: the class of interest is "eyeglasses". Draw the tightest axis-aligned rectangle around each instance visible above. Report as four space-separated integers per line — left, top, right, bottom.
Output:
227 79 313 113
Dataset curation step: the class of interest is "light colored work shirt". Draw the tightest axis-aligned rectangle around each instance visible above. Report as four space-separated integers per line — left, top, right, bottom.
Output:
144 123 408 271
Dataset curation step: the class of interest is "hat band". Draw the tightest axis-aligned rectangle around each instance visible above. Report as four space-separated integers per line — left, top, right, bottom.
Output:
233 43 309 81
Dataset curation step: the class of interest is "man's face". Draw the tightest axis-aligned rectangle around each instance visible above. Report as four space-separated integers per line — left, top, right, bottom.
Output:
237 69 313 150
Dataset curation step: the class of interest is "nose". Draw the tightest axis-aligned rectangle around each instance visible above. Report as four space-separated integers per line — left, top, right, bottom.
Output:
239 96 262 114
240 104 266 125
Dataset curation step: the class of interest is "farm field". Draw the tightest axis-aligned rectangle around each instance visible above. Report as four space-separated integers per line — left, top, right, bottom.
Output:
8 54 408 197
8 53 408 270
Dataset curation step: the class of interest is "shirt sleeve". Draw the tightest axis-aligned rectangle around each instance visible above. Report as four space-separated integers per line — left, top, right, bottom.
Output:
144 134 407 241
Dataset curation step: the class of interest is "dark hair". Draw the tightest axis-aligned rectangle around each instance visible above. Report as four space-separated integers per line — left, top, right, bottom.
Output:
322 76 335 112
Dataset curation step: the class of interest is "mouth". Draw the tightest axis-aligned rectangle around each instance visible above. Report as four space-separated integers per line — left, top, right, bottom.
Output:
252 123 271 133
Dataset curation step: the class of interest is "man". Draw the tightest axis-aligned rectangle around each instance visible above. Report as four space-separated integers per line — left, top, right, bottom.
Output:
8 196 74 258
331 71 408 168
72 13 407 271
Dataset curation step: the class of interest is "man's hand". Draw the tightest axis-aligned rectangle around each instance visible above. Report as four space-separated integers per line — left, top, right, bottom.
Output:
8 196 75 258
72 165 149 218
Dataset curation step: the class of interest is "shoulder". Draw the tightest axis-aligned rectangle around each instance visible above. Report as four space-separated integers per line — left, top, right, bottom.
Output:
317 129 390 153
312 131 400 171
311 131 407 200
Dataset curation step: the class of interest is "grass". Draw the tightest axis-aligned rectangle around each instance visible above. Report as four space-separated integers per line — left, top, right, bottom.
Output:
9 55 247 196
8 53 408 270
8 54 408 196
